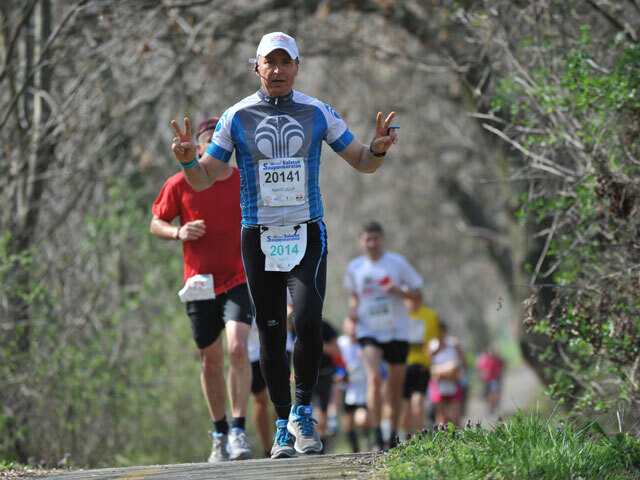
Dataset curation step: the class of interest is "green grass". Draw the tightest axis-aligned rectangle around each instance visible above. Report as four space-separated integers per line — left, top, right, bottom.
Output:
383 412 640 480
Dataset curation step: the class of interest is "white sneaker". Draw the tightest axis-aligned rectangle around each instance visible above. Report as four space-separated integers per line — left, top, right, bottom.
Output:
208 432 229 462
228 427 252 460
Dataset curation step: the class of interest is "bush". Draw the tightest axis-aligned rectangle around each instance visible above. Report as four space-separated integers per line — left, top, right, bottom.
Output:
489 21 640 421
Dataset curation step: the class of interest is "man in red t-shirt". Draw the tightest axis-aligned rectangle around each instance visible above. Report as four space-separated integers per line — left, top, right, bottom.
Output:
151 117 253 463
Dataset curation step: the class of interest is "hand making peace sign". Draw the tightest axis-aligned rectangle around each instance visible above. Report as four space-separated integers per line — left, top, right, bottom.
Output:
171 117 197 164
370 111 398 155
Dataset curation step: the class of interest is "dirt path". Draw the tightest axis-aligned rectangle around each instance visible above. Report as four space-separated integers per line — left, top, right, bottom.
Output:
465 363 543 425
41 453 385 480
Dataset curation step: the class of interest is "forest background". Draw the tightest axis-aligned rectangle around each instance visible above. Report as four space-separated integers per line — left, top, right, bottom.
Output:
1 0 638 469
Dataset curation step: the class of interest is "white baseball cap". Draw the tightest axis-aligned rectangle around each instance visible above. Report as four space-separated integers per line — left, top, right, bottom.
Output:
256 32 299 60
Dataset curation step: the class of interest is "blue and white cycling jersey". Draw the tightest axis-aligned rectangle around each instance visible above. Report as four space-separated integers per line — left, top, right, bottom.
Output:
206 89 354 226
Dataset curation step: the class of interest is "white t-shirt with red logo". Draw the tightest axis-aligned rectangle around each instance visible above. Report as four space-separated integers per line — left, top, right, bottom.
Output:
344 252 423 343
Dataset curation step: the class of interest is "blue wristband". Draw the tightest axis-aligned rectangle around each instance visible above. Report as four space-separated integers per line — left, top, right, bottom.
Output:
180 157 197 169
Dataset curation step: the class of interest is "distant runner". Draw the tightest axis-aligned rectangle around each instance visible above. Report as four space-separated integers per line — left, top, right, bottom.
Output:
476 346 504 415
428 323 465 426
337 316 370 452
344 220 423 450
401 300 440 436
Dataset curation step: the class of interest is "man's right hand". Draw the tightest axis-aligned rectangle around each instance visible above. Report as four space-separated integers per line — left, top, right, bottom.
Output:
171 117 196 164
179 219 206 242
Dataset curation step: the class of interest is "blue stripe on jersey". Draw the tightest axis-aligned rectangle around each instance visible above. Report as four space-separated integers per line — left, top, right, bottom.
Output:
232 114 259 225
314 221 328 301
308 107 328 220
329 129 354 152
206 142 232 163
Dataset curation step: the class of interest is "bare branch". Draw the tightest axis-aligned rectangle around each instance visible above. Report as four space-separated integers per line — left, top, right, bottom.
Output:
482 123 577 180
586 0 638 42
0 0 39 84
0 0 89 128
529 209 559 287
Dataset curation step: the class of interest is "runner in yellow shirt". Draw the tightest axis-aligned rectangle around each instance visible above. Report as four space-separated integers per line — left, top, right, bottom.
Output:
400 299 440 436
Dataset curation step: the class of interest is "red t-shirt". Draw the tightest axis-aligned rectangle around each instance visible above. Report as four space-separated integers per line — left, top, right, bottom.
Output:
152 168 246 296
476 353 503 383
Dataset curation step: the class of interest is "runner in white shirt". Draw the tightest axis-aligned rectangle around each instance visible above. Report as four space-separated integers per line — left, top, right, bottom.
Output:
337 316 369 452
344 221 423 450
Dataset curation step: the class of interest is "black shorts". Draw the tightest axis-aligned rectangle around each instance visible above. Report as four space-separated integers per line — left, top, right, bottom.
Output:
343 402 367 414
358 337 409 365
402 364 430 399
186 283 252 349
312 374 333 412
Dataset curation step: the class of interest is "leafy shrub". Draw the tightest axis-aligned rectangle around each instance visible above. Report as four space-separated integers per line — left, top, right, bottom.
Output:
490 23 639 421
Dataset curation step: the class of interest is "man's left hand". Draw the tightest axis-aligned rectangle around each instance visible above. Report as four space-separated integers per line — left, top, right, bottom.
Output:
370 111 398 155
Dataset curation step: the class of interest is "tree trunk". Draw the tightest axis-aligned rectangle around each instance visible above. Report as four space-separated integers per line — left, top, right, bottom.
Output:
5 0 52 463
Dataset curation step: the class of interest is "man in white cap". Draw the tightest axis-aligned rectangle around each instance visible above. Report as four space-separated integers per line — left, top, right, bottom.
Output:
170 31 398 459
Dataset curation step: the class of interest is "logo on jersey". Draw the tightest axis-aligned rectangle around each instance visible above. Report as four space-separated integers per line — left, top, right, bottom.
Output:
255 115 304 158
324 103 341 119
216 109 229 132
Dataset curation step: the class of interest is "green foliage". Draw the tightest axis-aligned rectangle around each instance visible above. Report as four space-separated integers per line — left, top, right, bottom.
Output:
0 175 211 468
0 232 56 463
384 412 640 480
490 22 640 419
0 232 50 310
492 29 640 162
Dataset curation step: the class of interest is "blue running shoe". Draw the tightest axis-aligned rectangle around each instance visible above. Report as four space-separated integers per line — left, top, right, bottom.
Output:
287 405 323 454
271 419 297 459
